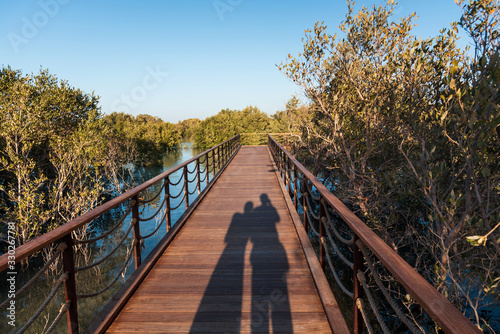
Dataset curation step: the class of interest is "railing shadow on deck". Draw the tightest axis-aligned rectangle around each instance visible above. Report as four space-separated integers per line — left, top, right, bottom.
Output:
268 135 481 334
0 135 241 334
189 194 292 334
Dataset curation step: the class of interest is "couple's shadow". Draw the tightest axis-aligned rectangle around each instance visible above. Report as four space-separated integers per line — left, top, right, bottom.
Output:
189 194 293 333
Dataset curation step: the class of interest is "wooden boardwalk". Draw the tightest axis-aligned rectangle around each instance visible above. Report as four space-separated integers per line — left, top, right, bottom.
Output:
106 146 333 333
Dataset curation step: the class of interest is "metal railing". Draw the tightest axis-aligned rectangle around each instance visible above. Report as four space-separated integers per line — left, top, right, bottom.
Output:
268 135 480 334
0 135 241 334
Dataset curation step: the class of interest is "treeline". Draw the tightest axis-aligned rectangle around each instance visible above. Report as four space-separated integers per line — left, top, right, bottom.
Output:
193 106 288 147
104 112 181 166
280 0 499 329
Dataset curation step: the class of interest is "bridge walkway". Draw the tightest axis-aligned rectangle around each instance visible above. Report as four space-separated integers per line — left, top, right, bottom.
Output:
106 146 334 333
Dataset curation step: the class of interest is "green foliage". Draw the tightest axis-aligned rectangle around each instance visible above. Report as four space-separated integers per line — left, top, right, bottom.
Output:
177 118 201 141
104 112 181 166
280 0 499 328
194 106 287 147
0 67 128 246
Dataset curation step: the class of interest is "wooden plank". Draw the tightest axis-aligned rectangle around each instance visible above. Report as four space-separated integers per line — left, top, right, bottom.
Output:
106 147 336 333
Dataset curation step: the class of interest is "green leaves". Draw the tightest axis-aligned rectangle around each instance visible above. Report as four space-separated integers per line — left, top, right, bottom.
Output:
104 112 181 166
0 67 127 246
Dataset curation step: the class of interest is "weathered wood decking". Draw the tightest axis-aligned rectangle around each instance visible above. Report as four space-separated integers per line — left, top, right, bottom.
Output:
106 146 333 333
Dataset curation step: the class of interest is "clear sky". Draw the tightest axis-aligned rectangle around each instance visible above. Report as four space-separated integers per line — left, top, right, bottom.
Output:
1 0 468 123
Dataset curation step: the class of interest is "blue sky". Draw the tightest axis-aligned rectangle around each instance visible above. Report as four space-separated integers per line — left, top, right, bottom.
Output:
1 0 468 123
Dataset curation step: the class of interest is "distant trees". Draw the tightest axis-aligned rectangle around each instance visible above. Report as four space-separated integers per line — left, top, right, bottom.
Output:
177 118 201 142
280 0 499 329
104 112 181 166
194 106 287 147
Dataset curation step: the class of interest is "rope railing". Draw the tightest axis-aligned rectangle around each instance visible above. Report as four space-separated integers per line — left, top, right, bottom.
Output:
168 185 185 199
73 205 132 245
140 210 168 240
324 208 355 245
169 194 187 210
45 302 70 334
16 273 69 334
167 174 184 187
77 241 135 299
0 134 241 334
186 163 198 174
357 271 391 334
268 134 480 334
75 221 134 272
321 217 354 269
357 240 424 334
186 172 198 184
323 241 354 298
0 243 66 311
138 182 166 204
356 298 375 334
138 198 167 222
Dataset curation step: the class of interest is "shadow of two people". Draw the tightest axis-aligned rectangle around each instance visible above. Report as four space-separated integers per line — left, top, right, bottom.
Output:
189 194 293 333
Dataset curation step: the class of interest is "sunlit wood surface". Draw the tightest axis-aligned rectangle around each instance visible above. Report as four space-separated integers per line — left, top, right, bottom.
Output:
106 146 332 333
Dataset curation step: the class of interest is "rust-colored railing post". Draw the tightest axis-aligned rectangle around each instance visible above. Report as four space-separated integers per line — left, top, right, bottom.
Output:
61 235 79 334
165 177 171 232
223 142 226 164
353 235 364 334
280 151 284 177
131 195 141 269
213 148 218 174
224 141 228 164
206 152 210 186
293 165 298 210
184 166 189 210
218 146 222 171
196 159 201 195
287 158 292 195
283 155 288 191
319 198 326 271
302 180 309 233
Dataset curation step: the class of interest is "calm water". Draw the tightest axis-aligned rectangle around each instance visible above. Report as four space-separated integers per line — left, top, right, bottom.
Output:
0 143 207 333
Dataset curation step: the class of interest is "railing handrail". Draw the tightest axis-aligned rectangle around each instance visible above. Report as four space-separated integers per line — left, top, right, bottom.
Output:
268 135 480 334
0 134 240 272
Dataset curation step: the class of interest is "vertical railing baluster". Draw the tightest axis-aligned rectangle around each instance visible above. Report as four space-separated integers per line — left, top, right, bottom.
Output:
62 235 79 334
353 236 364 334
303 180 309 233
319 198 326 271
222 143 226 166
293 165 298 210
184 166 189 210
287 158 292 194
132 195 141 269
165 177 171 232
206 152 210 186
224 142 228 165
218 146 222 172
214 147 217 174
283 155 288 191
196 158 201 195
